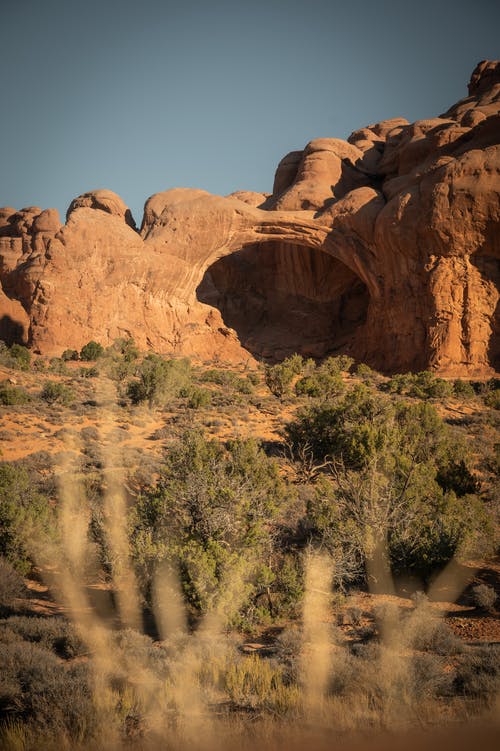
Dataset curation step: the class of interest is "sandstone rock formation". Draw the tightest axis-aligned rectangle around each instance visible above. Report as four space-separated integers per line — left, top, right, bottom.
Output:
1 61 499 375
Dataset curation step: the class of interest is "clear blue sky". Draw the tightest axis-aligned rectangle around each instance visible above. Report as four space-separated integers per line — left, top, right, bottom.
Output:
1 0 499 225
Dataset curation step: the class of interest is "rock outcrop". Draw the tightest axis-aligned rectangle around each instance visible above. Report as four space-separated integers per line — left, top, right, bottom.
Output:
1 61 499 375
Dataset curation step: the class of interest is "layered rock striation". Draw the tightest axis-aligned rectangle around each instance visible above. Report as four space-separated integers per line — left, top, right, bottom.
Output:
1 61 499 375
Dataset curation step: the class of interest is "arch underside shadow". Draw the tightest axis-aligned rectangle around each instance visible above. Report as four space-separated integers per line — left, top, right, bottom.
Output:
196 240 370 361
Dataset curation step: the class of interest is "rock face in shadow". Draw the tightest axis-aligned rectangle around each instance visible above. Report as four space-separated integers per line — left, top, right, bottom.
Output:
1 61 499 375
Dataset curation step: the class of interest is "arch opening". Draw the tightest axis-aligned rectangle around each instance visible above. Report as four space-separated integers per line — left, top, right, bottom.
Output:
196 241 370 361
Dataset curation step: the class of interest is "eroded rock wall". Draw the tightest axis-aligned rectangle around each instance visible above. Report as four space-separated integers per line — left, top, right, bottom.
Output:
1 62 499 375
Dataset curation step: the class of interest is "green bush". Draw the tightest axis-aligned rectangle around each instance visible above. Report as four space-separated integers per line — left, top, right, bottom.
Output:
8 344 31 371
285 385 394 469
0 641 97 739
184 386 212 409
79 365 99 378
0 383 31 406
200 368 235 386
79 340 104 361
247 371 261 387
127 355 191 408
453 379 475 398
0 616 86 659
294 363 345 400
484 388 500 409
265 354 304 398
0 558 26 614
0 464 54 574
322 355 354 374
61 349 79 362
356 362 374 378
387 371 453 399
40 381 74 405
436 459 481 497
32 358 47 372
289 389 489 581
47 357 70 375
199 368 252 395
130 433 288 618
111 337 139 362
0 344 31 371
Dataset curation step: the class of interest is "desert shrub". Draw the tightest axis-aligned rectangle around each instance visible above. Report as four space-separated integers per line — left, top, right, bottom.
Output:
184 386 212 409
79 365 99 378
453 379 475 398
247 371 261 387
472 583 497 611
297 393 489 582
410 653 453 698
61 349 79 361
274 626 302 683
271 552 304 617
111 337 139 362
95 338 141 382
130 433 289 618
387 371 453 399
200 368 236 386
356 362 374 378
294 359 345 400
0 383 31 406
436 459 481 496
409 612 463 656
265 354 304 398
0 558 26 615
40 380 74 405
0 464 54 574
285 385 394 469
0 641 96 740
47 357 70 375
0 616 86 659
79 340 104 361
286 388 474 473
4 344 31 371
328 355 354 373
102 356 135 382
127 355 191 408
453 645 500 699
483 388 500 409
32 357 47 372
275 625 302 659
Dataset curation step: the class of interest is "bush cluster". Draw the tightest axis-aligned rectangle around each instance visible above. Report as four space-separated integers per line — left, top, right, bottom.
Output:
130 433 292 620
386 371 454 399
126 355 191 408
0 343 31 371
0 382 31 406
40 380 74 405
0 465 54 574
285 386 488 582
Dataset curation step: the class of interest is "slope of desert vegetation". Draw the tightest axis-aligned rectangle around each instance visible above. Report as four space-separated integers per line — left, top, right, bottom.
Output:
0 339 498 750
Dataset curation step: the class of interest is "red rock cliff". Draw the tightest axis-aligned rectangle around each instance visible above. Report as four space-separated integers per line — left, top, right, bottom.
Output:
1 62 499 375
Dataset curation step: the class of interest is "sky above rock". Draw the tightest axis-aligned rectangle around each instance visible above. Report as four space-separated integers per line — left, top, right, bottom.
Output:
1 0 499 225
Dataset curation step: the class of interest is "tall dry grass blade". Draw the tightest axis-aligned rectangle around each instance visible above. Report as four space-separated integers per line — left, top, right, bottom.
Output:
95 375 142 631
153 561 187 639
427 556 477 605
301 551 333 720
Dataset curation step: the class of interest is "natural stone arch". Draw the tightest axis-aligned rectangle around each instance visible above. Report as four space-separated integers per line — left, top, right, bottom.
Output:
196 237 371 362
